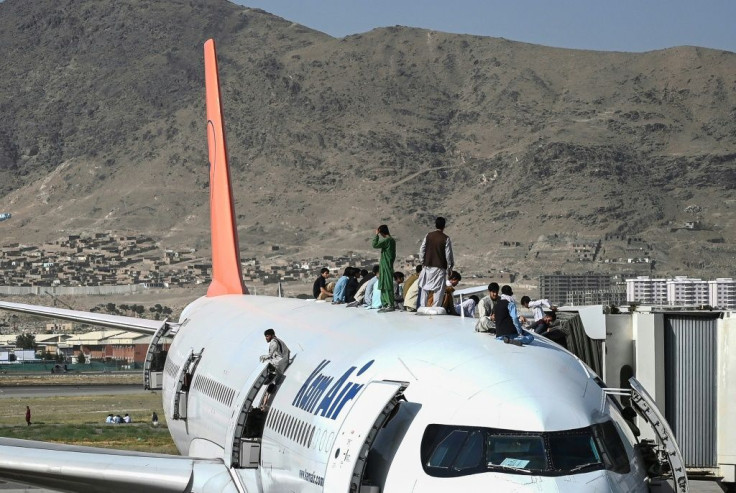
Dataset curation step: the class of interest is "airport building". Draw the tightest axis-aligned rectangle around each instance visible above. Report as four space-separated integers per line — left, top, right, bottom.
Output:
0 331 168 366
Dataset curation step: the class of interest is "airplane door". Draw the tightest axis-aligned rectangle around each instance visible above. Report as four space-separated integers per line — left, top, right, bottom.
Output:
629 377 688 493
323 380 407 493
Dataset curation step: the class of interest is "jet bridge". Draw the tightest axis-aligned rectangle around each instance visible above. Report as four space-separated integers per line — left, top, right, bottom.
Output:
560 305 736 486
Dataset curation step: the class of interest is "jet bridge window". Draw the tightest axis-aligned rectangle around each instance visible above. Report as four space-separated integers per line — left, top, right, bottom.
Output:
421 421 630 478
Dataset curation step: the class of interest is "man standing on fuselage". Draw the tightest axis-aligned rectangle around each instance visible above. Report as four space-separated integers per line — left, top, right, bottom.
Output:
372 225 397 312
417 217 454 308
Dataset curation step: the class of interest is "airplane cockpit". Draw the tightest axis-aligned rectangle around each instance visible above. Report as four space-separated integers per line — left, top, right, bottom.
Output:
420 421 630 478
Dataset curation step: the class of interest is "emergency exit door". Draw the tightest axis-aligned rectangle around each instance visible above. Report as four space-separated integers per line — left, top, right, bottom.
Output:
323 380 407 492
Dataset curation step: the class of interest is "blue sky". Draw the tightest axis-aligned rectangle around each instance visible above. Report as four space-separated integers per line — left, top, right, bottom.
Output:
234 0 735 53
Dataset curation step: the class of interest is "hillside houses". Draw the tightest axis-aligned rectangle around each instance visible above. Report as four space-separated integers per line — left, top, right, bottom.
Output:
1 234 429 293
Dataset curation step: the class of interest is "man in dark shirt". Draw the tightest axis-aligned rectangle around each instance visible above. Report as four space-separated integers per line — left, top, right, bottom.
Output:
344 268 360 303
312 267 332 300
492 285 534 346
417 217 454 308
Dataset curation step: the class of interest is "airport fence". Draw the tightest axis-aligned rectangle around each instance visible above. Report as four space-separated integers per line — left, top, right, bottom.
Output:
0 361 142 373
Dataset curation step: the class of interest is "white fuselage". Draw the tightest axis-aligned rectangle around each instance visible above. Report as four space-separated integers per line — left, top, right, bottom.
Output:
161 294 649 492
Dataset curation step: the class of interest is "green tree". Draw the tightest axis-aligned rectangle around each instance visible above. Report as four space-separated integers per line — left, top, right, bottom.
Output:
77 352 86 364
16 333 36 349
105 303 117 313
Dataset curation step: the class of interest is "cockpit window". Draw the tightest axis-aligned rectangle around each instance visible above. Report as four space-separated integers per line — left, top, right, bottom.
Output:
421 422 630 478
427 430 469 468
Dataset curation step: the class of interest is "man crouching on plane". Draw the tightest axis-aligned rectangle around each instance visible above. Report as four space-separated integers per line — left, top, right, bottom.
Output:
492 285 534 346
260 329 290 376
259 329 290 410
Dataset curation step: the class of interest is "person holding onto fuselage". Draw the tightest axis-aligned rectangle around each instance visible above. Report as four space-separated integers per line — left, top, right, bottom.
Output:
475 282 500 333
312 267 332 300
372 225 397 312
418 217 454 308
493 285 534 346
259 328 290 376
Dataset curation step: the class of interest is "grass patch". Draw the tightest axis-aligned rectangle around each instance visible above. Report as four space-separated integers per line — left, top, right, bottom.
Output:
0 423 177 453
0 392 177 454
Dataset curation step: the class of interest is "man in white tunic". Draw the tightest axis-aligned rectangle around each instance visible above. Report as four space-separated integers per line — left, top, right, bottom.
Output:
260 328 290 375
417 217 455 308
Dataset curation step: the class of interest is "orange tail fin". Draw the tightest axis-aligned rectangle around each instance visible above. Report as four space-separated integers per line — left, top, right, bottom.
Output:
204 39 247 296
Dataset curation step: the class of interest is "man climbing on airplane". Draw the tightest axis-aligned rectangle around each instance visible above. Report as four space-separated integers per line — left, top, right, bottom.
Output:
260 328 290 376
258 328 290 412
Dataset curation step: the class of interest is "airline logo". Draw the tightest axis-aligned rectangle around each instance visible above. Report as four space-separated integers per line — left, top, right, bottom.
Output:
291 359 374 420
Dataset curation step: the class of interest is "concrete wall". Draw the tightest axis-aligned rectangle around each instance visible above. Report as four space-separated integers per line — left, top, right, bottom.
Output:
718 311 736 482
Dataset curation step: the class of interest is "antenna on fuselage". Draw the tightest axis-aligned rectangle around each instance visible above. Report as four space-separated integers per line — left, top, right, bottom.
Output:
203 39 248 297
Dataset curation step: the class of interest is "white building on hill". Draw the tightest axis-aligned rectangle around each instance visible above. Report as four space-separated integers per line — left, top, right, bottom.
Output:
627 276 736 308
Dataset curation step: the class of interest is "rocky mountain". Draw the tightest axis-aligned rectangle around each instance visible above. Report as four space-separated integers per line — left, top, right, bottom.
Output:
1 0 735 280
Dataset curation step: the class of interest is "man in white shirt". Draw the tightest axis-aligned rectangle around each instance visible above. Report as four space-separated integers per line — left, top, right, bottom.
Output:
520 296 556 323
475 283 500 332
260 328 290 376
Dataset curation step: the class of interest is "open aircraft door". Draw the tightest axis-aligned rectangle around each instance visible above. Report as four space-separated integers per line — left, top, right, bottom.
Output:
323 380 408 493
629 378 688 493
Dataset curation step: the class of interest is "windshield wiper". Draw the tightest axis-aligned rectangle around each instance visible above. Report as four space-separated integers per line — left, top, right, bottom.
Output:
568 462 602 473
487 463 532 474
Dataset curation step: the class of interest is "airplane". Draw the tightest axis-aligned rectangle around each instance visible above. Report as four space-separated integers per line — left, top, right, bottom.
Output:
0 39 688 493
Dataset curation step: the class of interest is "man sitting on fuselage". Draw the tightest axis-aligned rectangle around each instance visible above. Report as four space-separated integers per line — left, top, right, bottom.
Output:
493 285 534 346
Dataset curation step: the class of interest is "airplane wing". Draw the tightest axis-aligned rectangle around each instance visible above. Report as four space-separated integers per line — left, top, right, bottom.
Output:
0 301 164 334
0 438 237 493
